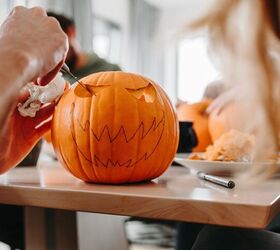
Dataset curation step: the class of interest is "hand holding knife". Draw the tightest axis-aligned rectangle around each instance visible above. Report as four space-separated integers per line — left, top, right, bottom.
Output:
60 63 93 95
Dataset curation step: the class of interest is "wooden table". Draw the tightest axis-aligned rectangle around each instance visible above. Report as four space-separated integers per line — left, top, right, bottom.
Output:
0 162 280 249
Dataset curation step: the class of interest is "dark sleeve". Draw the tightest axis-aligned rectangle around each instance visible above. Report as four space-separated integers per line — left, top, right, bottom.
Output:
92 58 121 72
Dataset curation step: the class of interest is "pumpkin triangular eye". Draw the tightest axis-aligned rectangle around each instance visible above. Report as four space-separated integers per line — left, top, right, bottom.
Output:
126 83 156 103
75 84 110 97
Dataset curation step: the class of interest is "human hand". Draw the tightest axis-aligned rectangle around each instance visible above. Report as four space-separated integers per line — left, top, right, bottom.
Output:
0 96 55 173
0 75 70 172
206 88 237 114
0 6 68 86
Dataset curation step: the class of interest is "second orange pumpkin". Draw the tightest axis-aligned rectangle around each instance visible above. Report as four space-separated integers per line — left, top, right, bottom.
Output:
177 100 212 152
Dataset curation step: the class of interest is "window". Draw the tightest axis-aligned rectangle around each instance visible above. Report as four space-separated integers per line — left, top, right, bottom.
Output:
177 37 220 103
12 0 27 5
92 16 122 65
0 0 28 24
0 2 9 25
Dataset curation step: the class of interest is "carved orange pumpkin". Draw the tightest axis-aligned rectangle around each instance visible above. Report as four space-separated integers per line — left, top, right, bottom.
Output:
51 72 179 184
176 100 212 152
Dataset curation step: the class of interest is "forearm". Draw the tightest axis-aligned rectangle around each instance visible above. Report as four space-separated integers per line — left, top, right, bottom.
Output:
0 45 34 132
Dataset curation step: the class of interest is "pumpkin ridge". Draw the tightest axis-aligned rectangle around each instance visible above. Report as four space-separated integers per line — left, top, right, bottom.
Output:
89 94 100 181
70 101 93 180
69 115 93 163
152 87 178 177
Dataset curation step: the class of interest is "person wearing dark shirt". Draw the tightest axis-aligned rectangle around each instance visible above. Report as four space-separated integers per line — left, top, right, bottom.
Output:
47 11 121 84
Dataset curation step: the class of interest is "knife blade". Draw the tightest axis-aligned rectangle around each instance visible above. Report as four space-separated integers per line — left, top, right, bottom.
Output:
60 63 92 95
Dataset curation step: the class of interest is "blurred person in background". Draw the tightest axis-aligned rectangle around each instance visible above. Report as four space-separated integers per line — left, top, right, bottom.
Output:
176 0 280 249
202 79 225 100
47 11 121 83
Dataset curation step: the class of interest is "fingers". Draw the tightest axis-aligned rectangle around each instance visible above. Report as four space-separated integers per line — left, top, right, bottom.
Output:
29 7 47 17
11 6 47 16
37 16 68 82
3 6 68 86
206 100 220 114
35 119 52 138
206 91 234 115
31 102 55 139
38 61 64 86
8 6 26 17
206 101 224 115
18 86 30 102
33 102 56 125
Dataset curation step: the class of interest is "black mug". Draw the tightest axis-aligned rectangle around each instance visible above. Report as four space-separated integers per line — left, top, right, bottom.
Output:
177 121 198 153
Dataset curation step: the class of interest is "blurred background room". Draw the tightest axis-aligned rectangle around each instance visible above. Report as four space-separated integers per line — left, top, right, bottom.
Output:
0 0 220 250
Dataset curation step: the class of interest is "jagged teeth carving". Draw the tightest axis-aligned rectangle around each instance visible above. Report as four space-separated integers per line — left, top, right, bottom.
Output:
76 115 164 143
69 102 166 168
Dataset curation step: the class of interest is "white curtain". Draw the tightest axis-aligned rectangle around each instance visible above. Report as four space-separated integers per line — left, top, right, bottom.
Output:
0 0 13 24
129 0 162 83
72 0 93 52
45 0 94 52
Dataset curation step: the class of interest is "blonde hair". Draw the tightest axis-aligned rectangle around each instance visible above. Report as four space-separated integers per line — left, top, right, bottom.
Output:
188 0 280 179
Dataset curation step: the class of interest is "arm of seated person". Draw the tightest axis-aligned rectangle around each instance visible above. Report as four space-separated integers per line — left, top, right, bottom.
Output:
0 6 68 173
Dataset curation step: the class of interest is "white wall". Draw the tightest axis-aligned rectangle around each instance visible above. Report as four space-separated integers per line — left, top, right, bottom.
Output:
154 0 214 103
0 1 9 25
78 213 128 250
93 0 128 27
93 0 130 70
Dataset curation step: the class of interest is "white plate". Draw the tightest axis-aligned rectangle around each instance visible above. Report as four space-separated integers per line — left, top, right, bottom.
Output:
174 153 279 176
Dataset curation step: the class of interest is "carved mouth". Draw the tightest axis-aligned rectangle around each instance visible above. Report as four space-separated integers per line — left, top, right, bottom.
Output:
69 103 165 168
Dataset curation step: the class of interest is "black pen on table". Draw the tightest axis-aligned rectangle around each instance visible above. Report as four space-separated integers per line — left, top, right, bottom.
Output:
197 171 235 189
